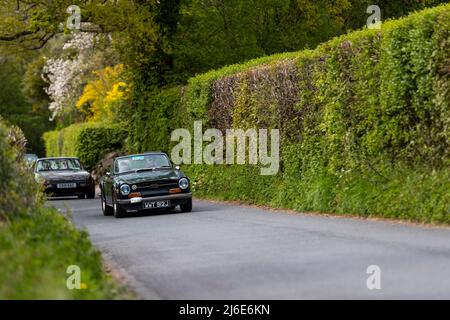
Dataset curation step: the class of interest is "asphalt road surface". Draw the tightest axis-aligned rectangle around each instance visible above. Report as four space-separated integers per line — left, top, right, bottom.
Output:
50 198 450 299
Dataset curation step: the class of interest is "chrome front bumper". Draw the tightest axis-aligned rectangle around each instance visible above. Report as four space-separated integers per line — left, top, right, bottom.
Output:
116 192 192 205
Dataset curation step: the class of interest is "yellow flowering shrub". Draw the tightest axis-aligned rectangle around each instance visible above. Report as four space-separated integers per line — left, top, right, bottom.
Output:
76 64 129 122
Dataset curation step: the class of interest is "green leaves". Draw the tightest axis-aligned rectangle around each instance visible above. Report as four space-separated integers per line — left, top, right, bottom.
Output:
43 122 127 170
179 3 450 223
44 3 450 223
0 124 120 297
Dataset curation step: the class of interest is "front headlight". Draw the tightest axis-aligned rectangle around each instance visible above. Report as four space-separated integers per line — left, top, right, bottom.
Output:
120 184 131 196
179 178 189 190
35 175 45 184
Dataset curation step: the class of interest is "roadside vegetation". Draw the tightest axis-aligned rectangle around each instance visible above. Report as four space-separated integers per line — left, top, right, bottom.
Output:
2 0 447 299
43 4 450 224
0 120 122 299
0 0 448 230
44 122 127 170
179 4 450 224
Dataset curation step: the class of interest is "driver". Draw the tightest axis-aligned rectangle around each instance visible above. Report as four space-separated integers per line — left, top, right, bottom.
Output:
119 159 131 172
41 161 50 171
60 160 68 170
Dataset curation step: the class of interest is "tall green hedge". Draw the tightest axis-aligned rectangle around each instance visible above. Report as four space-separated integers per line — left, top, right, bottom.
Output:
0 121 121 299
43 122 127 170
175 4 449 224
50 4 450 223
126 87 182 154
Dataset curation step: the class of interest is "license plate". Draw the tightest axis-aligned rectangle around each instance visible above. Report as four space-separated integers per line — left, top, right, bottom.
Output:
57 183 77 189
143 200 170 209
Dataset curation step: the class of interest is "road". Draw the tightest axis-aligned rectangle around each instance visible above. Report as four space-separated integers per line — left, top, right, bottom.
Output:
50 198 450 299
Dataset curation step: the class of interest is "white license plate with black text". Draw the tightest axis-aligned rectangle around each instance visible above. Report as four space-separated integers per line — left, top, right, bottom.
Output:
57 183 77 189
143 200 170 209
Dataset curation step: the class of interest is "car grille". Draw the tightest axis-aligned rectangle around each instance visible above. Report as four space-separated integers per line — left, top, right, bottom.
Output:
48 179 85 185
133 180 178 191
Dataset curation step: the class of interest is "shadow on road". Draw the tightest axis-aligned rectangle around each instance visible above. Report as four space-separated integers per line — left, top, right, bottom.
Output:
49 197 212 219
116 208 190 219
46 196 80 201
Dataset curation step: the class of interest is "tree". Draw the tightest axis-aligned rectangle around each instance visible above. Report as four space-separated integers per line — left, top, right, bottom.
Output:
0 0 136 49
1 0 448 140
76 64 129 122
0 54 54 156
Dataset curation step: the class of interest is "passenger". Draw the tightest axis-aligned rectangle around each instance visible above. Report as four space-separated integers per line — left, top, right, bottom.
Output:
44 161 51 170
146 157 157 168
60 161 68 170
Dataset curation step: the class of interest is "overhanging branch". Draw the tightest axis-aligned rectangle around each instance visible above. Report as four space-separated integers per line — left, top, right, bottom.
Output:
0 30 34 41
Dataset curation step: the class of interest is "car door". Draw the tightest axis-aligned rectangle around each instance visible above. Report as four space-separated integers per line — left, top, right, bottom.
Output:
102 162 115 205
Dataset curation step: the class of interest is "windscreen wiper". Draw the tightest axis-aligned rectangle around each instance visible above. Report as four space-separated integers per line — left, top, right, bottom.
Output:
135 168 156 173
135 166 172 173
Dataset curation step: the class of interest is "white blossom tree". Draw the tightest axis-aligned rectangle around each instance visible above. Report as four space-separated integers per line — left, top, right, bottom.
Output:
43 32 99 121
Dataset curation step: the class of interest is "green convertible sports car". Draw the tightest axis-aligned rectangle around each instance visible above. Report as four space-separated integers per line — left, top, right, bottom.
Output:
100 152 192 218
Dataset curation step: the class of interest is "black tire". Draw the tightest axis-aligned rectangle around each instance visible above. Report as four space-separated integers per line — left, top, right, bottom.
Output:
78 194 86 199
113 193 126 218
101 191 113 216
180 198 192 213
87 186 96 199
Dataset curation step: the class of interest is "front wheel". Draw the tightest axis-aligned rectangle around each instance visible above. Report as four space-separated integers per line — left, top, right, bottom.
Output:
180 198 192 213
101 191 113 216
113 194 126 218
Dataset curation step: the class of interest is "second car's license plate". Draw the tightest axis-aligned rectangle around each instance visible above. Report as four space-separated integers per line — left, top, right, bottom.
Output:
57 183 76 189
143 200 170 209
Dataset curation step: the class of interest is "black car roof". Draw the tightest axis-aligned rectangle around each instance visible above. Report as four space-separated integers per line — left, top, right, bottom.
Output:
37 157 80 161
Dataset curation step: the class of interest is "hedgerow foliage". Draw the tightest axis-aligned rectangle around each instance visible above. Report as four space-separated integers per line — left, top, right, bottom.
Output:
0 123 37 221
46 4 450 223
126 87 182 154
178 4 450 223
0 121 120 299
43 123 127 170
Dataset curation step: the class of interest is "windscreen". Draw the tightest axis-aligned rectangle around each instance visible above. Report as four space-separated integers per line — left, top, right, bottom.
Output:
36 159 82 172
115 154 171 173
